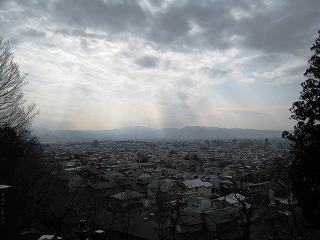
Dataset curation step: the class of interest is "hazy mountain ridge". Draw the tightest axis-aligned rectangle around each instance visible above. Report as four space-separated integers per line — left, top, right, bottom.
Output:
35 126 288 142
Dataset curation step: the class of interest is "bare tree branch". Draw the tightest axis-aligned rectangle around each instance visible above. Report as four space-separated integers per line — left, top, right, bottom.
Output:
0 38 39 135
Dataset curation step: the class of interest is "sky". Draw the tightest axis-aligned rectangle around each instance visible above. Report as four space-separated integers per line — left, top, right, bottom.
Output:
1 0 319 131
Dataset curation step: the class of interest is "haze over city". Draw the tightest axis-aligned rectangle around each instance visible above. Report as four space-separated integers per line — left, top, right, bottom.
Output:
1 0 319 131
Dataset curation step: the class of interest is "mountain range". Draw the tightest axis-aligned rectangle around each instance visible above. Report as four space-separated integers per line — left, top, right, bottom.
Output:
35 126 288 142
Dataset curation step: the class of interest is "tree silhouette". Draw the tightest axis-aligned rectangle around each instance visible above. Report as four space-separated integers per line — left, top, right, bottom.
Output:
148 179 188 240
0 38 38 136
265 158 300 238
0 125 49 231
283 30 320 230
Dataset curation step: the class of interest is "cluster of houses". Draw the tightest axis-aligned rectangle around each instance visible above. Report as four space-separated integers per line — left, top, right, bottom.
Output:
42 139 291 239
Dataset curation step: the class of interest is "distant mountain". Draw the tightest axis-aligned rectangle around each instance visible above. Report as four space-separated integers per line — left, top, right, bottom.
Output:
39 133 95 142
40 134 62 142
36 126 288 142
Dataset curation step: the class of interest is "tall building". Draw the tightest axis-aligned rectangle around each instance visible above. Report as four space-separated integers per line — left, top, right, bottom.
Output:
92 140 99 148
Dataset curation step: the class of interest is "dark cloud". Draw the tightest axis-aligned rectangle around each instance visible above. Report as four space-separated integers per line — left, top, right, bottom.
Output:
145 0 319 53
149 6 191 41
2 0 319 55
21 28 46 38
235 1 320 53
0 0 7 7
135 56 160 68
144 1 236 50
53 0 147 33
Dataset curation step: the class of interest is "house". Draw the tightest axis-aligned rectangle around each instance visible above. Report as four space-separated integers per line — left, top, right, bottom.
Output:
135 177 156 189
172 160 184 169
176 211 204 233
198 174 220 190
234 173 255 191
147 178 175 199
154 168 168 177
183 179 212 198
221 169 236 179
180 160 199 172
59 171 84 192
167 169 186 179
85 181 118 197
87 157 99 166
143 168 156 176
142 164 157 170
219 179 234 193
110 190 146 208
146 178 187 203
202 207 242 240
109 164 131 172
120 179 148 194
214 193 247 209
81 166 99 180
128 169 152 180
229 163 245 174
187 196 212 212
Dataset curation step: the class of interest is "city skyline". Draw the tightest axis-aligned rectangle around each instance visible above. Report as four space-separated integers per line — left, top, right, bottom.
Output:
1 0 319 131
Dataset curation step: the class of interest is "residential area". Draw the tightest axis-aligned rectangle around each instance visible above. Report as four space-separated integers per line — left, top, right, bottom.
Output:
19 137 299 240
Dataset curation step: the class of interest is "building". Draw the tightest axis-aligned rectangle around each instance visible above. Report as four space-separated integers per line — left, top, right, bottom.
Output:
59 171 84 192
176 211 204 233
183 179 212 198
92 140 99 148
202 207 242 240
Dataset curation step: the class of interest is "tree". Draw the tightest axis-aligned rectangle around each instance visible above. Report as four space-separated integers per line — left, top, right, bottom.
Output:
219 192 267 240
149 179 188 240
283 30 320 230
0 38 38 136
266 157 300 238
0 125 50 231
109 190 145 240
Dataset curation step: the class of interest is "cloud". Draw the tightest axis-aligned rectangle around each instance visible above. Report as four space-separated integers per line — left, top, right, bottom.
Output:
1 0 319 131
135 55 160 68
206 68 231 79
176 92 189 102
21 28 46 38
53 0 147 33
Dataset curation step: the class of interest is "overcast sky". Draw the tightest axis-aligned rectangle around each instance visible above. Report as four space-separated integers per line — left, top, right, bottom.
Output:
1 0 319 131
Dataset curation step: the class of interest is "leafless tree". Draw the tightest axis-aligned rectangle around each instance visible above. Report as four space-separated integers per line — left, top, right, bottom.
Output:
149 179 188 240
109 190 145 240
76 187 111 228
217 191 268 240
0 38 38 135
265 157 300 238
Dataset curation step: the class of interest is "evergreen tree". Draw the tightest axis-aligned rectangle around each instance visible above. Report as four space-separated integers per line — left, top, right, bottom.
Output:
283 30 320 229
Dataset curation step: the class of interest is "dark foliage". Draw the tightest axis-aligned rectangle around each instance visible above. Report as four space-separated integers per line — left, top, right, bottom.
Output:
283 30 320 230
0 125 50 230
